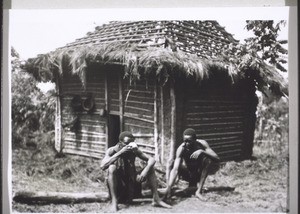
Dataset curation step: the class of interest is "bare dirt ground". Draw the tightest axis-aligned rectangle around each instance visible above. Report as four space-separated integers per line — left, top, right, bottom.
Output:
12 140 288 213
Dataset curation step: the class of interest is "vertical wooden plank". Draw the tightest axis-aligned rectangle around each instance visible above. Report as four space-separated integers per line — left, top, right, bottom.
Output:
166 79 176 181
154 81 159 162
54 77 62 152
104 70 109 150
160 85 165 164
119 71 124 132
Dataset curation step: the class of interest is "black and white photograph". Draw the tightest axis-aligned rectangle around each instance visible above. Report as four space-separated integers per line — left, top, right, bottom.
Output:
7 7 292 213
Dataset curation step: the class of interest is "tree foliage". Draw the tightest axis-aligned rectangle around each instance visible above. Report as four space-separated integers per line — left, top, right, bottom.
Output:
242 21 289 151
244 20 288 72
11 47 56 148
219 20 288 99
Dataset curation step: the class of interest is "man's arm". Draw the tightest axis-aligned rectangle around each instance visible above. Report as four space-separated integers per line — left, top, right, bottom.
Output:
135 149 156 182
191 140 220 161
100 146 131 170
165 145 184 197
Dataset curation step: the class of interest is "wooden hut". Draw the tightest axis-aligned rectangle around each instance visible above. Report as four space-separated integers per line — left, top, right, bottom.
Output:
24 21 287 167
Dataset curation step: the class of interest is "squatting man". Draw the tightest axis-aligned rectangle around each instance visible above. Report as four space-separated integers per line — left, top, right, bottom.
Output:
101 131 171 211
164 128 220 201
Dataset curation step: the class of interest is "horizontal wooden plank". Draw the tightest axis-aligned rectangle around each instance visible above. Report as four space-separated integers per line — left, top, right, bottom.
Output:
124 112 153 120
124 117 154 128
110 98 120 103
185 109 245 114
197 131 244 137
64 145 105 154
188 98 248 103
124 89 154 96
65 129 106 136
125 84 155 91
124 122 154 130
207 138 243 144
211 143 242 150
64 142 106 151
124 94 154 102
63 149 104 159
109 110 120 115
191 127 244 134
62 97 105 102
61 82 104 86
124 113 154 124
64 135 106 143
64 137 106 145
124 106 154 114
79 118 107 125
186 103 245 108
125 100 154 106
186 115 244 121
133 133 154 138
187 121 243 127
62 111 107 116
195 135 242 142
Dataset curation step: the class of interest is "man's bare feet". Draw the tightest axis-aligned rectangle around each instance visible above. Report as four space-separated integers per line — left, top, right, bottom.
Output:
152 200 172 208
195 191 206 201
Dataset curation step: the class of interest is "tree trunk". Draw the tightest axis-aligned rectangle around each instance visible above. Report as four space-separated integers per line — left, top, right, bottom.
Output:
13 191 109 204
13 186 234 204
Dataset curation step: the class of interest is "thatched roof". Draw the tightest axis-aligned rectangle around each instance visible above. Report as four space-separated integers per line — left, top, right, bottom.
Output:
24 20 288 98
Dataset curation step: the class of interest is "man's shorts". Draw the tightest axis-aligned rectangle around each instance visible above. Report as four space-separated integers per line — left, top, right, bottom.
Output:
107 166 142 203
178 155 220 185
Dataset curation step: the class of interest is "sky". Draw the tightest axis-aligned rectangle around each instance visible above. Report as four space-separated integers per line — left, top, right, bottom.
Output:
9 8 289 60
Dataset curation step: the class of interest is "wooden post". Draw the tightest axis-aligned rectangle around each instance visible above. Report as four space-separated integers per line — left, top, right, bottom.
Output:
104 70 109 150
154 81 159 162
160 85 165 164
119 71 124 132
54 77 62 152
166 79 176 181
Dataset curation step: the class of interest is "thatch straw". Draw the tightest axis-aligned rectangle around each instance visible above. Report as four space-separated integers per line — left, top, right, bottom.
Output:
24 41 287 98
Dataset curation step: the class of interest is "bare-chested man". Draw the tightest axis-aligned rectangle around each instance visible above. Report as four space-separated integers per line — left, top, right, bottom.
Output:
101 131 171 211
164 128 220 201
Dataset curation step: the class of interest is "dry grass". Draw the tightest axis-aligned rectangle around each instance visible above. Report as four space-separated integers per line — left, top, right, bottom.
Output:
12 133 288 213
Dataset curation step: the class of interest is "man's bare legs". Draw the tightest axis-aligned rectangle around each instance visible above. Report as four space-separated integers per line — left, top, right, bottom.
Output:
195 158 211 200
107 165 119 212
146 168 171 208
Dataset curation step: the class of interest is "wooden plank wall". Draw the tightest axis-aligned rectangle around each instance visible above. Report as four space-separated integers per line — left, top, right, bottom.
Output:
184 95 248 161
108 71 120 114
123 80 156 157
59 68 107 158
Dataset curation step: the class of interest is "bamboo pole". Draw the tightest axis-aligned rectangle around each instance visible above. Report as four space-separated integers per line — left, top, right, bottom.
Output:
119 71 124 132
166 80 176 181
104 70 109 150
160 86 165 164
55 76 62 152
153 81 159 162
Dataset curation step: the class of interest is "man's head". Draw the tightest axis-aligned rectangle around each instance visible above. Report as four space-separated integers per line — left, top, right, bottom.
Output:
119 131 135 144
183 128 197 143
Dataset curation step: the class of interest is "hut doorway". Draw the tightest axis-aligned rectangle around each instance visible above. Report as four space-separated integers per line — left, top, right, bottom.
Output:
108 114 120 147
